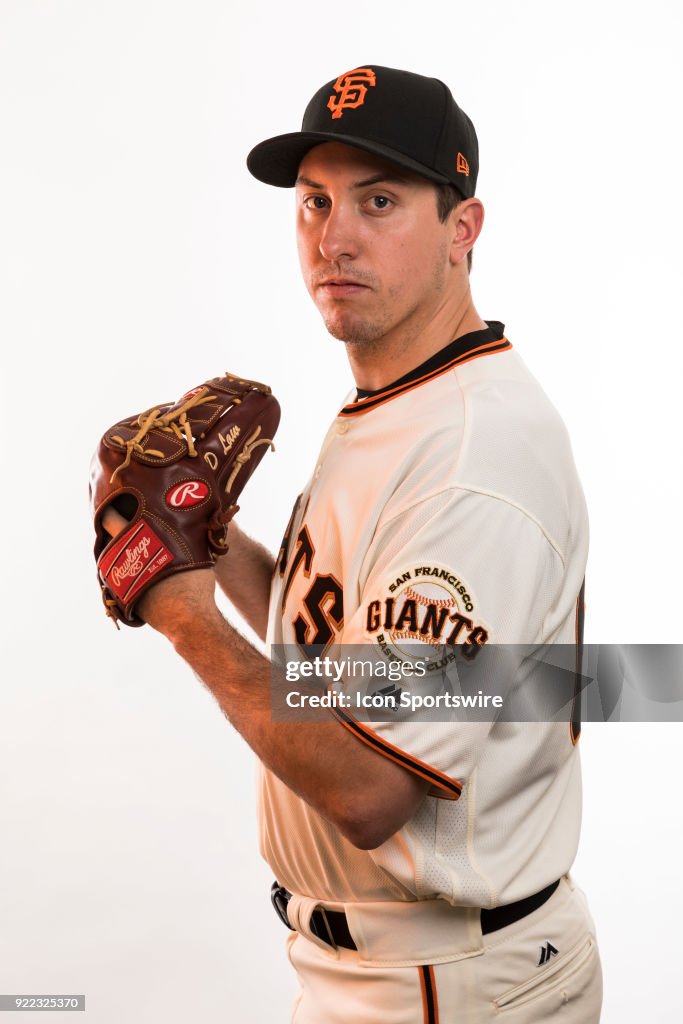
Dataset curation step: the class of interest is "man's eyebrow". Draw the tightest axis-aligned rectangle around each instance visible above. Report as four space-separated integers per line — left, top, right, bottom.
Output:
351 172 410 188
295 172 411 189
295 175 325 188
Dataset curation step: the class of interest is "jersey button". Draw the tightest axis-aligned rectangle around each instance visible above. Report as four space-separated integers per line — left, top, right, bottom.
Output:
336 421 349 434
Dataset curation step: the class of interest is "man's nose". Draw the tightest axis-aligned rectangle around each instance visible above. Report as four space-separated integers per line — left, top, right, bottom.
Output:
318 204 359 263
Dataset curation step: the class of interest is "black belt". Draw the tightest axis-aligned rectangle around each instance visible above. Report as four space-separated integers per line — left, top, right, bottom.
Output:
271 882 358 949
271 878 560 951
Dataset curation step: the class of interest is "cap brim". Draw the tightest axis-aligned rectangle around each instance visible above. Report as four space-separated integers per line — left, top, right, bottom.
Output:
247 131 452 188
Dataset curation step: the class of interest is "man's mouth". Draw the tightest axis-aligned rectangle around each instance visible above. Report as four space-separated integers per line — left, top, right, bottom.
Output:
317 277 370 297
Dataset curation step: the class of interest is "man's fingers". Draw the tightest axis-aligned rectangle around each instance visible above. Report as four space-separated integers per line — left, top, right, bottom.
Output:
102 507 131 539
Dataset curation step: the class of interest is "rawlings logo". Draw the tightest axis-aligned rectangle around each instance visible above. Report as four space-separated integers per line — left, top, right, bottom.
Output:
166 480 210 509
178 385 204 403
327 67 376 120
111 536 152 587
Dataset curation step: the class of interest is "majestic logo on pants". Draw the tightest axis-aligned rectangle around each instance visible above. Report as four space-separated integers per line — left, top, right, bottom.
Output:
327 68 376 120
537 941 559 967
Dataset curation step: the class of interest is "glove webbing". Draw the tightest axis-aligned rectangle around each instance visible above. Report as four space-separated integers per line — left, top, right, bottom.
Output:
109 388 218 482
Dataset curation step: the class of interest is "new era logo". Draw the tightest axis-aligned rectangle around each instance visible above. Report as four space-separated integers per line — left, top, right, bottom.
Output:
537 941 559 967
456 152 470 177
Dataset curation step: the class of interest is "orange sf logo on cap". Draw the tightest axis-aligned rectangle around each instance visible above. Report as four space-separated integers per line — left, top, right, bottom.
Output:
327 67 377 120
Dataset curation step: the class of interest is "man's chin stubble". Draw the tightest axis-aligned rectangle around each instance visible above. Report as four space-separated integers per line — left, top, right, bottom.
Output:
322 312 392 348
326 326 380 347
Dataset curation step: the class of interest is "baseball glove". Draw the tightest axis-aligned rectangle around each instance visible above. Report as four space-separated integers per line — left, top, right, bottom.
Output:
90 372 280 628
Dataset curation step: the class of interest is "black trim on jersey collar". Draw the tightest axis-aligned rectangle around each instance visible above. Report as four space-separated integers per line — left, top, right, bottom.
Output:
341 321 510 417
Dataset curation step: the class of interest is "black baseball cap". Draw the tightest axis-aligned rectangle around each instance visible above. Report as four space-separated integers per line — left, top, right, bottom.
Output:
247 64 478 197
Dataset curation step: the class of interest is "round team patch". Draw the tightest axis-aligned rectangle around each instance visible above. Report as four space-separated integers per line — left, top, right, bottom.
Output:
365 563 488 664
165 480 210 509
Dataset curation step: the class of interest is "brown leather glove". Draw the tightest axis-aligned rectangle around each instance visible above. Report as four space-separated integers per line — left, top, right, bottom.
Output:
90 372 280 627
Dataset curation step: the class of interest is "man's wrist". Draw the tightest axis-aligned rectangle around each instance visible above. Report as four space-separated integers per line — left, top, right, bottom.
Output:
136 569 220 642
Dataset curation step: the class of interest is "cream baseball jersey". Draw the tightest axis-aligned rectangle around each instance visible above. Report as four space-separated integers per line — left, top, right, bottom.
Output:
261 322 589 909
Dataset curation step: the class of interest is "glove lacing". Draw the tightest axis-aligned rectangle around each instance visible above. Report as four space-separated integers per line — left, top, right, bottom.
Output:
109 389 218 483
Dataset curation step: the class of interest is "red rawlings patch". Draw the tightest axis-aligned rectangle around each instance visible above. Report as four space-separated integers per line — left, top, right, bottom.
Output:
165 480 210 509
99 519 174 605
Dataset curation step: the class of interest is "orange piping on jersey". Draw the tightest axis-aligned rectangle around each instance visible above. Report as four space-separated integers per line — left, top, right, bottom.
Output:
329 704 463 799
419 964 439 1024
339 337 512 417
419 967 428 1023
427 788 458 802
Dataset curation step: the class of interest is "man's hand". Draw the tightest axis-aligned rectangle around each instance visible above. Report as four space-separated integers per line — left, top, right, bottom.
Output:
102 507 217 634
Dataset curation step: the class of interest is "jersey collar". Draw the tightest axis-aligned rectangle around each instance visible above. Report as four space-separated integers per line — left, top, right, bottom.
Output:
340 321 511 417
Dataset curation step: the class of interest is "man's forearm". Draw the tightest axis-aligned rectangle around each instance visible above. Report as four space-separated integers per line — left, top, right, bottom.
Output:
144 583 429 850
214 522 275 641
170 606 374 844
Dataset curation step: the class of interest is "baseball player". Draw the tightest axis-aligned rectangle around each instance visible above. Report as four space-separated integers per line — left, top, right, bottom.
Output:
106 65 602 1021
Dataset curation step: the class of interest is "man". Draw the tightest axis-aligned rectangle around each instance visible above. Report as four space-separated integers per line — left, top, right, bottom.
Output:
105 65 602 1021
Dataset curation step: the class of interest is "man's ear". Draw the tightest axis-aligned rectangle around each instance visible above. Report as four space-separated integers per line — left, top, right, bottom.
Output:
450 198 485 266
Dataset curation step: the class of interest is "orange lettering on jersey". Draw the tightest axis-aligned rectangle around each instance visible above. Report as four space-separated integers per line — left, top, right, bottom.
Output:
445 613 472 645
366 600 382 632
456 152 470 177
462 625 489 660
281 524 315 611
394 599 418 634
420 603 450 640
294 572 344 656
327 67 377 120
277 494 302 577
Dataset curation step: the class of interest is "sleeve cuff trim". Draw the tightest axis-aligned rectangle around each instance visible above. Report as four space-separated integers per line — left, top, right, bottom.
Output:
330 705 463 799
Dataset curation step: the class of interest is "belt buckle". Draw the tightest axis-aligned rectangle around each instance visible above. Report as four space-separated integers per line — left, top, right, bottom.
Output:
270 882 294 931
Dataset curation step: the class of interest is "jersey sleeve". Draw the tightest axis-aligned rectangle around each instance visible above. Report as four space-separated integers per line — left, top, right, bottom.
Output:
329 487 565 799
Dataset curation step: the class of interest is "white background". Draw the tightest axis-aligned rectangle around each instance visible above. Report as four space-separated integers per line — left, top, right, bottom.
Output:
1 1 682 1021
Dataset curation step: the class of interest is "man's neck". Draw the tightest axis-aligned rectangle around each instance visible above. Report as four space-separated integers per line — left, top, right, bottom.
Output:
345 293 488 392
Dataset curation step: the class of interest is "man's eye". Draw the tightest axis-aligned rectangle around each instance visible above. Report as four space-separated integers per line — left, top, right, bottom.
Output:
367 195 393 211
304 196 328 210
